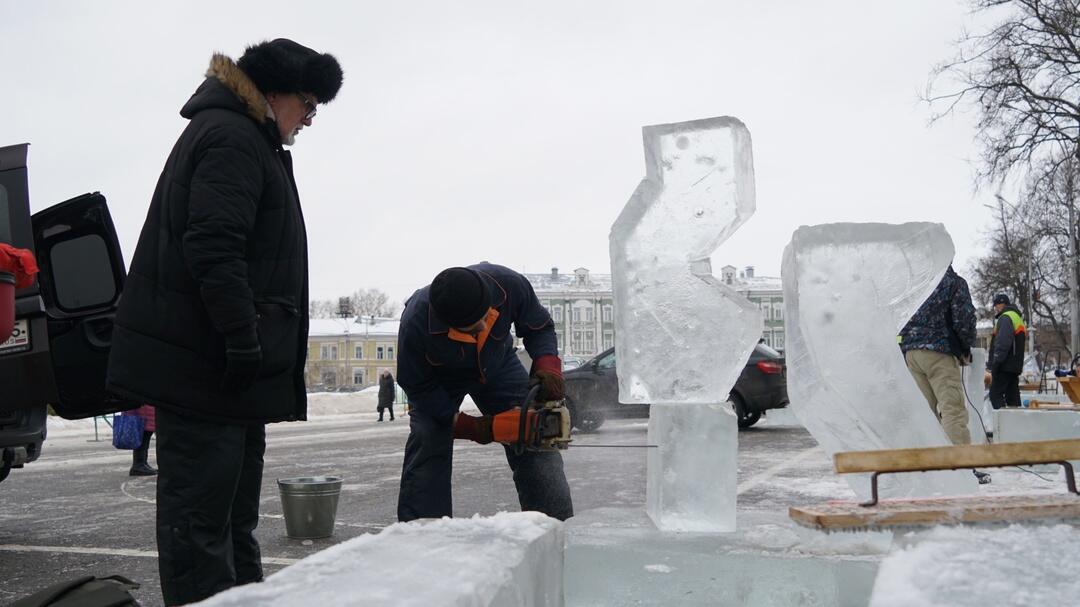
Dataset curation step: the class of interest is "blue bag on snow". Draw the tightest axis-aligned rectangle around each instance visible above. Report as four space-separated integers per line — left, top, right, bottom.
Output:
112 414 144 450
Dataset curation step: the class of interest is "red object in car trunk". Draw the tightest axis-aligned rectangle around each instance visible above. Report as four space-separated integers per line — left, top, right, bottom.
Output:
756 360 784 375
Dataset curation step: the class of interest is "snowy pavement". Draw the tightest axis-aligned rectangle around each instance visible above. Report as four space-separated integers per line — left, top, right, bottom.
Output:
0 397 1074 605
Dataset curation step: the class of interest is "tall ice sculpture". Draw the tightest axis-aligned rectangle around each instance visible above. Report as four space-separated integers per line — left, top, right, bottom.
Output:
610 116 763 532
781 223 977 500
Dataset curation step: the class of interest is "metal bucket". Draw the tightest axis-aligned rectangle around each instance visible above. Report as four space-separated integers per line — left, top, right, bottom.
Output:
277 476 342 539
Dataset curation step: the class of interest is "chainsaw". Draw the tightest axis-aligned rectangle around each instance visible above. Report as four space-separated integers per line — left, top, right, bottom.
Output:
491 385 572 453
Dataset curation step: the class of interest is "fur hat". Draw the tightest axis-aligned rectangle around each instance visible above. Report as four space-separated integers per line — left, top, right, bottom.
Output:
237 38 343 102
430 268 491 328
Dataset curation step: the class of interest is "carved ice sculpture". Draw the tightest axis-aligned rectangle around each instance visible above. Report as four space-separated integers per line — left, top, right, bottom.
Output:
610 116 763 532
782 223 977 500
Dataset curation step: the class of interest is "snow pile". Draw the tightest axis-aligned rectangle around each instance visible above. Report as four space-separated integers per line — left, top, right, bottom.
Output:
870 524 1080 607
195 512 564 607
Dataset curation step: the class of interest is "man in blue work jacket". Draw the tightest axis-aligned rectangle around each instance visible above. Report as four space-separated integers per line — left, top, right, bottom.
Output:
396 263 574 521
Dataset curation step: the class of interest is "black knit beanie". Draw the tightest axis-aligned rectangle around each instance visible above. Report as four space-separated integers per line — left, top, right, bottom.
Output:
430 267 491 328
237 38 343 102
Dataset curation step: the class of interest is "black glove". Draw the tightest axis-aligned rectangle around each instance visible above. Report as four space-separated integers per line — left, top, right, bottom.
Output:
222 324 261 393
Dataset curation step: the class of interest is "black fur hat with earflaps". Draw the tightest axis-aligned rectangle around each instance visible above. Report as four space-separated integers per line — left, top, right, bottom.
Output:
237 38 343 103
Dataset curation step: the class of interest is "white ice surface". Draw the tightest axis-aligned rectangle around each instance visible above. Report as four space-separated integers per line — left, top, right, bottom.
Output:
609 116 762 405
194 512 564 607
995 408 1080 472
566 507 888 607
646 403 737 532
781 223 976 500
869 524 1080 607
964 348 989 445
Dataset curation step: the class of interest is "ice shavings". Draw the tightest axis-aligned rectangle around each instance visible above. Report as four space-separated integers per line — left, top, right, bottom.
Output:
869 524 1080 607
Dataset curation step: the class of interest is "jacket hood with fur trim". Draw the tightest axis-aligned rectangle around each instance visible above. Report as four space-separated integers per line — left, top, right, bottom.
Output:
180 54 268 124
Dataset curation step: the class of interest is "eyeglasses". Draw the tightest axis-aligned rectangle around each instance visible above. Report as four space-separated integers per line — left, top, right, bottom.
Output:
295 92 318 120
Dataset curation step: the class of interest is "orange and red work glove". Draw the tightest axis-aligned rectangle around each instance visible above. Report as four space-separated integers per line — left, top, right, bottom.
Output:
454 410 546 445
529 354 564 401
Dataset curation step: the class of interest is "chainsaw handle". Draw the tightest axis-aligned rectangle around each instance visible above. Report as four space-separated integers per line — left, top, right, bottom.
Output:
515 385 542 455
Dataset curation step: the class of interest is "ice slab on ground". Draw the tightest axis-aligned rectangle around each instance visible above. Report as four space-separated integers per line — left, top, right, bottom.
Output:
565 507 888 606
647 403 737 532
870 523 1080 607
610 116 762 405
194 512 564 607
996 408 1080 471
782 223 976 500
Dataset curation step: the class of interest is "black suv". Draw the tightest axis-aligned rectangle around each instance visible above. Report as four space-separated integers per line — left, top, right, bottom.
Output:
0 143 132 485
563 342 789 432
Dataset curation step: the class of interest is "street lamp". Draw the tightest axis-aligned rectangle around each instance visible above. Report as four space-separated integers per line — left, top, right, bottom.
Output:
338 297 353 389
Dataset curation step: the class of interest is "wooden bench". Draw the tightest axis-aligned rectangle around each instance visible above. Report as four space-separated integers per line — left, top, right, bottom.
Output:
789 439 1080 531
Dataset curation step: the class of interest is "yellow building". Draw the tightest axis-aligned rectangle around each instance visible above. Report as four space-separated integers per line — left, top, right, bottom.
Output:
304 317 399 391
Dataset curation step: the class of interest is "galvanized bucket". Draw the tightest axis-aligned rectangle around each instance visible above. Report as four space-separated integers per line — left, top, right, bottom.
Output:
277 476 342 539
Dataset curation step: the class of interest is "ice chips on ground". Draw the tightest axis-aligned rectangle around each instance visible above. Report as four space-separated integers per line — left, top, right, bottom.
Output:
647 403 737 532
869 524 1080 607
610 116 762 406
782 223 976 500
193 512 564 607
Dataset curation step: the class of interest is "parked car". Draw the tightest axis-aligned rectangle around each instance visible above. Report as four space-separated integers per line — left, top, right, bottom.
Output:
563 342 788 432
561 356 588 371
0 142 133 485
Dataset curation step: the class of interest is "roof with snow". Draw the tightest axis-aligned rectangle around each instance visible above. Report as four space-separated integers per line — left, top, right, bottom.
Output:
308 317 400 338
523 268 612 293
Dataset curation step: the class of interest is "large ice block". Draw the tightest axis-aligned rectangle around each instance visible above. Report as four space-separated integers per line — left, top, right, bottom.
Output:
647 403 738 532
610 116 763 405
566 507 886 606
194 512 564 607
964 348 989 445
782 223 976 500
869 524 1080 606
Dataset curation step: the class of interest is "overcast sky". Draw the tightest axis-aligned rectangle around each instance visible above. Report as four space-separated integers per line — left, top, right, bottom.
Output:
3 1 1002 307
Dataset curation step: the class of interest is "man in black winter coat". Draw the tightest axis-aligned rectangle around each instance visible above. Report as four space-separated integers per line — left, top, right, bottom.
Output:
987 293 1027 409
106 39 342 606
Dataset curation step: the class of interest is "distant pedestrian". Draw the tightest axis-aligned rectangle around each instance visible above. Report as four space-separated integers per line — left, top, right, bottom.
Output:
378 370 396 421
987 293 1027 409
123 405 157 476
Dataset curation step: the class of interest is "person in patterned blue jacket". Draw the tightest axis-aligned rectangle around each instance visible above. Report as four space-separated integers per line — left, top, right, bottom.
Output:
898 265 979 450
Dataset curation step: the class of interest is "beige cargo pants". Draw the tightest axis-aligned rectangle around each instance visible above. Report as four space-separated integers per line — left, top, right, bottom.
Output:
904 349 971 445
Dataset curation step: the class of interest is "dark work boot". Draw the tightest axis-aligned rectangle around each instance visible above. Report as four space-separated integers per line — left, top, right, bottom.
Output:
130 430 157 476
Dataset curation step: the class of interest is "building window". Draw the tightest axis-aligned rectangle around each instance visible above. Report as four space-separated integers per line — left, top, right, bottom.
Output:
603 331 614 350
572 308 580 322
585 308 594 322
583 330 595 353
387 346 395 360
572 330 583 352
759 300 771 320
353 369 364 385
377 346 385 360
773 302 783 320
552 306 563 322
321 345 338 360
774 332 785 350
355 345 364 359
602 305 612 323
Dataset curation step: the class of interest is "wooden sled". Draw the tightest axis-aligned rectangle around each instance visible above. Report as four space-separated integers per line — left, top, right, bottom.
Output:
789 438 1080 532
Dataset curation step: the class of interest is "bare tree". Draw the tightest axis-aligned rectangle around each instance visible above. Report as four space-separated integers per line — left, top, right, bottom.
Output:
926 0 1080 184
350 288 397 318
968 156 1080 354
308 299 336 319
